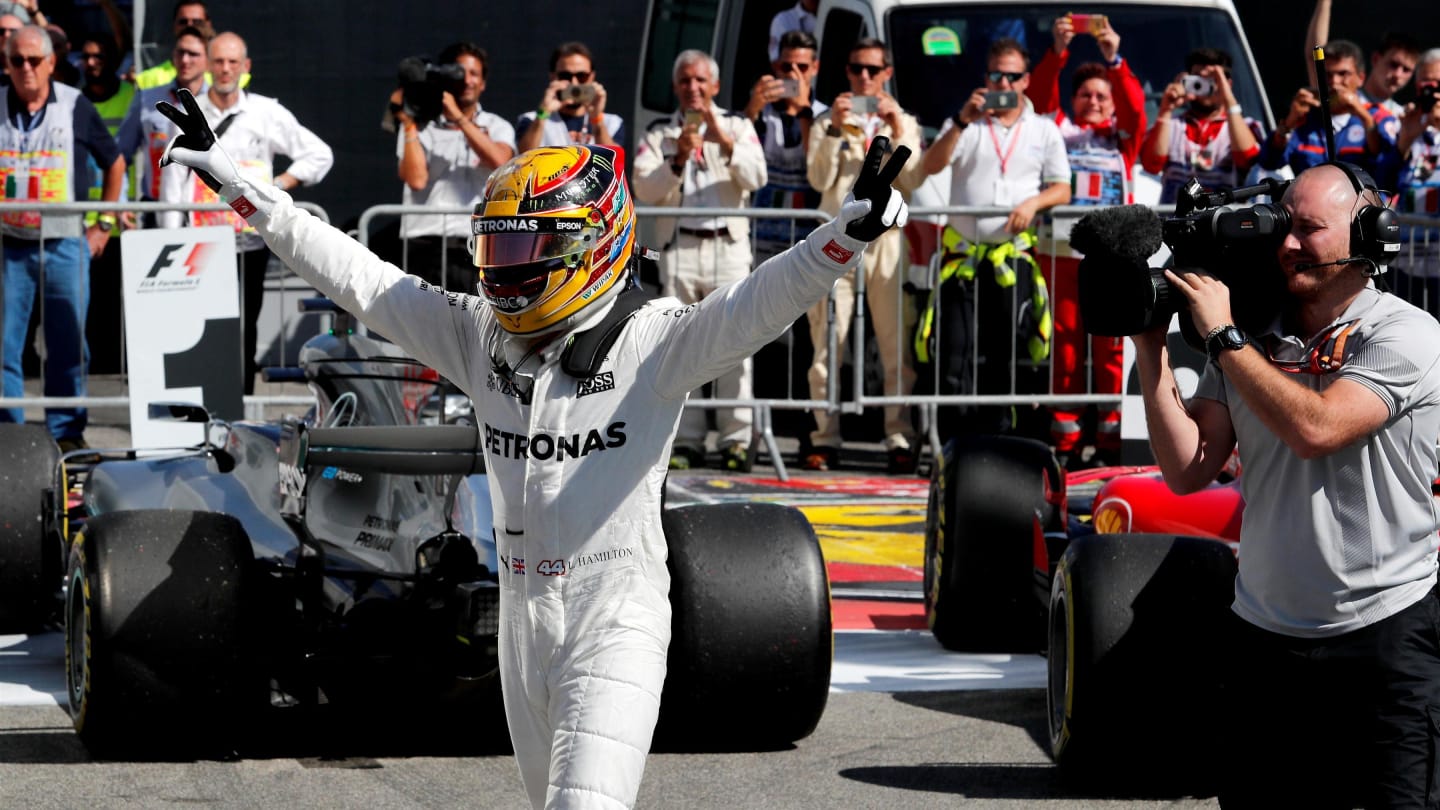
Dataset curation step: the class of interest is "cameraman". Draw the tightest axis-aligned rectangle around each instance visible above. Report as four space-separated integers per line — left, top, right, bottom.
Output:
1133 163 1440 807
1392 48 1440 314
514 41 623 152
395 41 515 289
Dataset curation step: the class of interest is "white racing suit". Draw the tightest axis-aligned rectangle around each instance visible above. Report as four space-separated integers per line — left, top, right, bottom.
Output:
224 177 870 808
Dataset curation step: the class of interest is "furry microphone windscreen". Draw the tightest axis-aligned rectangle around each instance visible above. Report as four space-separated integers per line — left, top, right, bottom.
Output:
1070 204 1163 265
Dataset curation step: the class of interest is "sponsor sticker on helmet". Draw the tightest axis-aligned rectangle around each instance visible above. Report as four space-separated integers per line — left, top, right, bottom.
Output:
472 216 590 235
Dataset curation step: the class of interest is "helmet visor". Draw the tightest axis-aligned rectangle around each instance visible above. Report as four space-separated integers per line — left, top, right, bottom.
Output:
471 215 598 268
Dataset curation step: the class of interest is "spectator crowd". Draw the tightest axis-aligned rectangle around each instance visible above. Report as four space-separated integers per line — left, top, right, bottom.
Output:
4 0 1440 480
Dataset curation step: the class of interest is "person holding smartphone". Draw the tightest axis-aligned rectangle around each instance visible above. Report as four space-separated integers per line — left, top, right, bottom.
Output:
1026 13 1147 469
918 37 1071 444
514 41 623 151
633 48 767 473
804 36 925 473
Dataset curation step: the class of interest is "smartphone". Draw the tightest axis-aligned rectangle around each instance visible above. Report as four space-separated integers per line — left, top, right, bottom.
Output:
982 90 1019 111
1182 74 1216 97
1068 13 1108 35
560 83 598 105
683 109 704 127
851 95 878 114
778 78 801 99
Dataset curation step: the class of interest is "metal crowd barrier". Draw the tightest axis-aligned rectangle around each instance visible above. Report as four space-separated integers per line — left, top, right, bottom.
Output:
0 200 330 418
14 199 1440 480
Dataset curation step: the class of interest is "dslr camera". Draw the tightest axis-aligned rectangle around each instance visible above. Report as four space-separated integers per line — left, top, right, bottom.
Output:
396 56 467 127
1074 177 1292 348
1418 82 1440 112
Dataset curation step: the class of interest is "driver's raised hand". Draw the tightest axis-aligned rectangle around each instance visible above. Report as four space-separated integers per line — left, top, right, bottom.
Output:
156 87 240 193
841 135 910 242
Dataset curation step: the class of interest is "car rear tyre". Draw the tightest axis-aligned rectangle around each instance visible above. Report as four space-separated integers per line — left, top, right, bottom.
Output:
66 510 261 758
1047 532 1235 790
0 424 61 631
924 434 1061 652
657 502 831 750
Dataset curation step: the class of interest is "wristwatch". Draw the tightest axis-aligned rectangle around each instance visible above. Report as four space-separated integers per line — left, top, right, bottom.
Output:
951 111 968 130
1205 324 1248 362
96 213 116 232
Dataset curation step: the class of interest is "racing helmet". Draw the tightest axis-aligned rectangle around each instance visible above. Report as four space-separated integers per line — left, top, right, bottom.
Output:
472 144 636 335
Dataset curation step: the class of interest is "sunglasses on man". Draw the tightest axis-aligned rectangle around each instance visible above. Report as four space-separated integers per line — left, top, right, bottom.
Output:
555 70 592 82
8 55 45 69
987 70 1026 84
846 62 886 77
777 61 811 72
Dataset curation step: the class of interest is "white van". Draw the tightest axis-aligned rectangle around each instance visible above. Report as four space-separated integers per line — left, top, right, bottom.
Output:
635 0 1274 204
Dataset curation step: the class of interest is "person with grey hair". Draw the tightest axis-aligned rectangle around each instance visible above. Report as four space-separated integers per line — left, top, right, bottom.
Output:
633 47 767 471
0 24 124 451
1390 47 1440 313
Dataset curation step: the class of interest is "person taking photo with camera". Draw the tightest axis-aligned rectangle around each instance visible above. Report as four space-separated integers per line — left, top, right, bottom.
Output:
1140 47 1261 203
1027 12 1146 469
917 37 1070 446
1131 162 1440 808
803 36 923 472
1260 40 1401 191
514 41 623 152
1391 47 1440 313
395 40 515 290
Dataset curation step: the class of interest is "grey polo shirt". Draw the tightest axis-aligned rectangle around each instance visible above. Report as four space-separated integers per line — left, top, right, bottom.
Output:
1195 285 1440 637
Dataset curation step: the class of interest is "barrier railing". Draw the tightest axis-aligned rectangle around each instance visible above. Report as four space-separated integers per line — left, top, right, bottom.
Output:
14 199 1440 480
0 200 330 418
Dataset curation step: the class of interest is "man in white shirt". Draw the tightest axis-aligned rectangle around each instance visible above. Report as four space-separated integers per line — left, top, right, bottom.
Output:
395 41 516 290
191 31 333 395
633 49 767 471
920 37 1071 440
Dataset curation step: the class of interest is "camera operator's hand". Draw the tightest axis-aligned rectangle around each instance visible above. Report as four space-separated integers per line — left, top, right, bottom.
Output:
440 90 464 125
842 135 910 242
1330 84 1368 118
1159 75 1188 116
746 75 783 119
1283 88 1320 130
959 88 987 125
156 87 239 193
389 87 415 131
588 81 608 118
1095 21 1120 65
1163 269 1235 339
1199 64 1237 108
1051 14 1075 55
675 123 703 167
540 79 568 116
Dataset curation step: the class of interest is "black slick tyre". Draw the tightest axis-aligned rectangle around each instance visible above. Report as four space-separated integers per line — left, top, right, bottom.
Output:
923 434 1061 652
0 423 61 630
656 502 831 750
66 510 260 758
1047 532 1235 791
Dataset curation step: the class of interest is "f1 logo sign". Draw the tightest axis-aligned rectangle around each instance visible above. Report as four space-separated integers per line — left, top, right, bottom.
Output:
146 242 216 279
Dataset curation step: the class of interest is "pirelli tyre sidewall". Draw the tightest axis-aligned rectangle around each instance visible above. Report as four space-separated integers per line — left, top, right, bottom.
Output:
0 423 61 630
924 434 1060 652
656 502 831 751
66 510 260 757
1047 532 1235 790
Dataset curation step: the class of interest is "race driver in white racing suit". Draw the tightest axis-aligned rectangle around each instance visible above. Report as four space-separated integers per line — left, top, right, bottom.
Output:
157 88 909 809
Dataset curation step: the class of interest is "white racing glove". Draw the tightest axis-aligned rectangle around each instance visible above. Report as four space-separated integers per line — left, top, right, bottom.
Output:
156 88 239 192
